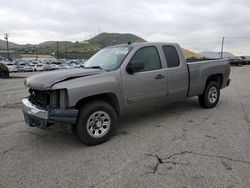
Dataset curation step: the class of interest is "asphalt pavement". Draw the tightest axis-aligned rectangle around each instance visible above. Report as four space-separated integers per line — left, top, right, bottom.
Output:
0 67 250 188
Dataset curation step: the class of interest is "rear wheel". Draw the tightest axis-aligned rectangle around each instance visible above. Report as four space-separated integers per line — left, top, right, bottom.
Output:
198 81 220 108
76 101 117 146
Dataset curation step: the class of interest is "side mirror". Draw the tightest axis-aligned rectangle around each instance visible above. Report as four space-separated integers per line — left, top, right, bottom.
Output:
126 60 144 74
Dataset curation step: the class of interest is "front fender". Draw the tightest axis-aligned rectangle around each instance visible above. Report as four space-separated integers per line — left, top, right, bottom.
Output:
51 72 123 109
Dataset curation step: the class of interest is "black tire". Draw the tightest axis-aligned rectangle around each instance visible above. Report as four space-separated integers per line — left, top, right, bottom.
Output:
198 81 220 108
76 101 117 146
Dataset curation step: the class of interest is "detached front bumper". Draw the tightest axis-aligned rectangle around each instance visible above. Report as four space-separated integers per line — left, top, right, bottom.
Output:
22 98 78 128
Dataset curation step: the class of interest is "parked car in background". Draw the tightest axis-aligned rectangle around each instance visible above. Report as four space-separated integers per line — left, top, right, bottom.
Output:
29 63 36 71
43 63 59 71
30 63 44 71
18 63 33 72
36 64 44 71
6 62 18 72
1 58 87 72
246 56 250 64
16 63 25 72
67 61 78 68
1 62 18 72
26 63 33 72
58 63 73 69
240 56 248 65
229 57 244 66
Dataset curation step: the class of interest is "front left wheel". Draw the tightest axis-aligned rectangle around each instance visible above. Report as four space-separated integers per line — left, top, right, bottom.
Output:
76 101 117 146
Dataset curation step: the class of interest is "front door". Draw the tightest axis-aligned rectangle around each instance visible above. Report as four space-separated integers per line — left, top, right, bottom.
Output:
122 46 167 108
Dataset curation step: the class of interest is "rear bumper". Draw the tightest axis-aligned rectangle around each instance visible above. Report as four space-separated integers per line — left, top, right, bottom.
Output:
22 98 78 128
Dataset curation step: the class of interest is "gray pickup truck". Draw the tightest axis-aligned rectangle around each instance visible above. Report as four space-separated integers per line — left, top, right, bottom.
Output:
22 42 231 145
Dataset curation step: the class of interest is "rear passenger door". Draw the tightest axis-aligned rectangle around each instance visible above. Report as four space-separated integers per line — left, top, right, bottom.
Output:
162 45 189 99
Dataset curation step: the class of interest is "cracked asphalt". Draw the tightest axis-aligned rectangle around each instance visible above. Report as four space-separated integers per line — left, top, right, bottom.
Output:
1 67 250 188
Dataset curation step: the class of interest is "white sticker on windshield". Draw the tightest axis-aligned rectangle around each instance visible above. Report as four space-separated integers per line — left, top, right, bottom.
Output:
115 49 129 55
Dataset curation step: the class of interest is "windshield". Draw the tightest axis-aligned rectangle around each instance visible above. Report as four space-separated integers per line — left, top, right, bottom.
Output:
84 46 132 71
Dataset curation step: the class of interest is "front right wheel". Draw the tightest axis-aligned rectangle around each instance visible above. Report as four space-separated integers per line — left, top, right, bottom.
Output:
76 101 117 146
198 81 220 108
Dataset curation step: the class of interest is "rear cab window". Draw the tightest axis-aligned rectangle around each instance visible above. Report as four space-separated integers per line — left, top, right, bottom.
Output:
162 45 180 68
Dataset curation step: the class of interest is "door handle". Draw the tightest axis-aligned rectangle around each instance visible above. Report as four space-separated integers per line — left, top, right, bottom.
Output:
155 74 165 79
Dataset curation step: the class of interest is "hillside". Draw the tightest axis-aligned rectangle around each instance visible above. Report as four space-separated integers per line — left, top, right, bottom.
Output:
88 32 147 48
36 41 74 48
0 39 20 49
182 48 204 59
0 33 203 59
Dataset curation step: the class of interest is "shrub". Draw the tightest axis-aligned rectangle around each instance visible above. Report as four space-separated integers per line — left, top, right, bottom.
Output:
0 63 9 78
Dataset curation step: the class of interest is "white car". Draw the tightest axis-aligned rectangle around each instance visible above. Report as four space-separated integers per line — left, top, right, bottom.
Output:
19 63 33 72
5 63 18 72
43 63 59 71
25 64 33 72
30 63 44 71
36 64 44 71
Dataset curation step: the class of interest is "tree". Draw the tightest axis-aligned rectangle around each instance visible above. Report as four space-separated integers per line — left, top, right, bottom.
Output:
0 63 9 78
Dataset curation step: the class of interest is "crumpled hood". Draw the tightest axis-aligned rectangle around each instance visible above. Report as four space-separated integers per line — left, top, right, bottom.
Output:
25 68 103 90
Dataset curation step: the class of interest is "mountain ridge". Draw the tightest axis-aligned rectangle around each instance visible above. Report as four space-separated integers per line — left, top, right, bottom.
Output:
0 33 203 59
87 32 146 48
0 39 20 49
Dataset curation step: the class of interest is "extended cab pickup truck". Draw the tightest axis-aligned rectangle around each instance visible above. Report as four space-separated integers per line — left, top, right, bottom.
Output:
22 42 231 145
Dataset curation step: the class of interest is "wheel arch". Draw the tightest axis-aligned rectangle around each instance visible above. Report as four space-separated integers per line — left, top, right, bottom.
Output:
204 73 223 90
75 93 121 117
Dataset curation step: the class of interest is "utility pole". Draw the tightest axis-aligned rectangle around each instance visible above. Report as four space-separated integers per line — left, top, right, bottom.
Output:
35 48 38 60
65 45 68 60
4 33 10 60
220 37 225 59
56 41 59 60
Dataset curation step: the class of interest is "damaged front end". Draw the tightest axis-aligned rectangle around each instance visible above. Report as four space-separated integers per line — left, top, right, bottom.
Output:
22 88 78 129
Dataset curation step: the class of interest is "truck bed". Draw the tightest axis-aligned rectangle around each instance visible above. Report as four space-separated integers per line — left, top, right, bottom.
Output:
187 59 230 97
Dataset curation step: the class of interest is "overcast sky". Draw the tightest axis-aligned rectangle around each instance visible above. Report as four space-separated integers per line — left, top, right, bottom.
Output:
0 0 250 54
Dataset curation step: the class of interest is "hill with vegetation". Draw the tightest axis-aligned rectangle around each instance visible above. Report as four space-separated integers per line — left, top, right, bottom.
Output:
0 33 203 59
0 39 20 49
88 32 146 48
182 48 204 59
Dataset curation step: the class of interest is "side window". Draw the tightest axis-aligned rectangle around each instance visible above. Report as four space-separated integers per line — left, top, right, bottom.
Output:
130 46 161 71
162 45 180 68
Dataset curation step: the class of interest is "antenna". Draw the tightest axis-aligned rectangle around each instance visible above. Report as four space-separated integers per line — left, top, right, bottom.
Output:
128 41 132 45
